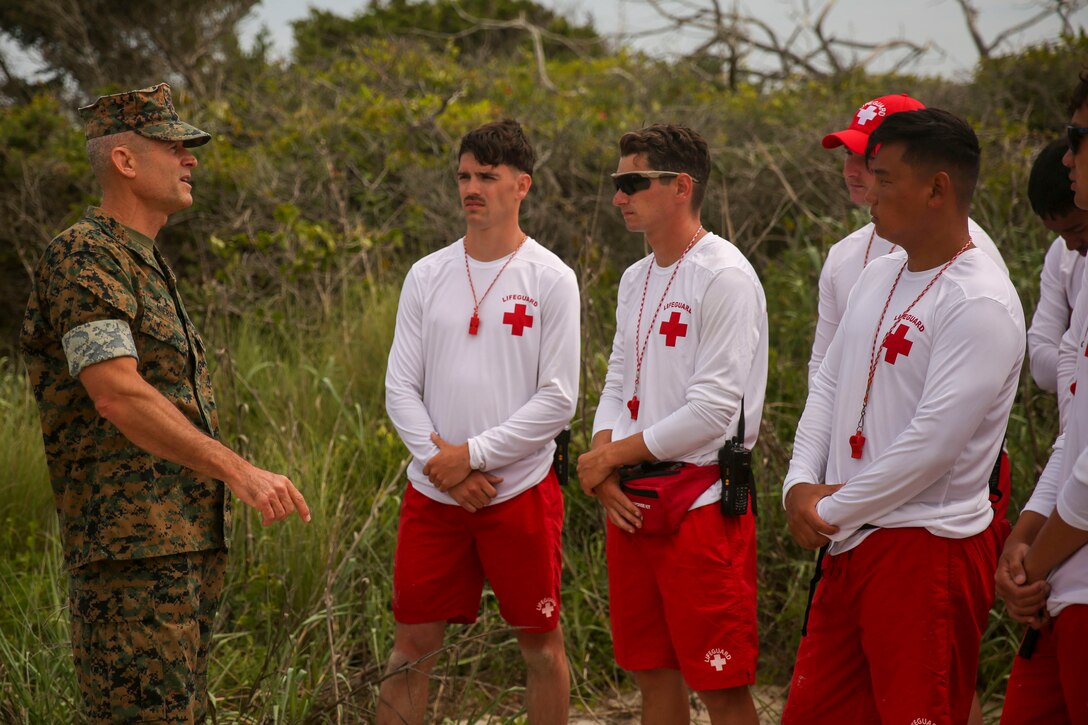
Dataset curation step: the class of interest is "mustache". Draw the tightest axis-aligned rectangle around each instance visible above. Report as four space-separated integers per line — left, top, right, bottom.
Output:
462 195 485 205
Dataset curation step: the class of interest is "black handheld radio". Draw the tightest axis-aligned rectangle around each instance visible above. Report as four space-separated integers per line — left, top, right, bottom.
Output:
719 397 755 517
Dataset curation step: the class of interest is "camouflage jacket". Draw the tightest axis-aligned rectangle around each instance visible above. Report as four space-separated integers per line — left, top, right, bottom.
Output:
21 207 231 571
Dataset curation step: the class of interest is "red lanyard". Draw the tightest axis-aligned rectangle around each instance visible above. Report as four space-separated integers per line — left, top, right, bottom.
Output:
849 238 974 459
627 226 705 420
861 226 896 268
464 236 527 335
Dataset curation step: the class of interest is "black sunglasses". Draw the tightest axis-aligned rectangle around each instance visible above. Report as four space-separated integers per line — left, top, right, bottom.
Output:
1068 125 1088 154
611 170 693 195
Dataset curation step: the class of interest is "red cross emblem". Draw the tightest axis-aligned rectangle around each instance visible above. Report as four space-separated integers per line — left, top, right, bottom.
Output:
659 311 688 347
882 324 913 364
503 303 534 336
856 104 880 125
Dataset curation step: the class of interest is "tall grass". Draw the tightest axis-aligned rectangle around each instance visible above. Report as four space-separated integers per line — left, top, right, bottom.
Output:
0 277 622 723
0 195 1064 722
0 358 75 723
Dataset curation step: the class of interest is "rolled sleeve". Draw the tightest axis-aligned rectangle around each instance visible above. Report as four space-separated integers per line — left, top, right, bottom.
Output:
468 438 487 471
62 319 138 378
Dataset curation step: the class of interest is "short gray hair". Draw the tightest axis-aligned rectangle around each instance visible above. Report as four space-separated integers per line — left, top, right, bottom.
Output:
86 131 143 180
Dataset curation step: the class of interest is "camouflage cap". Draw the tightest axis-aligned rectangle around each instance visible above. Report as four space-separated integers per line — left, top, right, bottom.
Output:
78 83 211 147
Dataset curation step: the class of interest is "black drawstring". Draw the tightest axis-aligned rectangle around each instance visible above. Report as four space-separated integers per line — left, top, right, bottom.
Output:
1018 627 1040 659
801 545 828 637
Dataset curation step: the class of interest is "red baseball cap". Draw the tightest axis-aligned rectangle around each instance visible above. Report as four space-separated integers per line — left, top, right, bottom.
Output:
821 94 926 154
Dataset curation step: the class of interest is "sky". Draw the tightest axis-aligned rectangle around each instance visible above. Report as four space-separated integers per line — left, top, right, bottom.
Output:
2 0 1083 80
240 0 1086 79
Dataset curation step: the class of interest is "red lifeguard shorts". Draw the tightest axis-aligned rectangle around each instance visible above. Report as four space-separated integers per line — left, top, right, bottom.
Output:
392 469 563 633
782 526 997 725
606 503 758 691
1002 605 1088 724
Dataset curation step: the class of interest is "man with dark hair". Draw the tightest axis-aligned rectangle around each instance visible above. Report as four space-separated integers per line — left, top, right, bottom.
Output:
808 94 1007 385
608 124 712 211
578 123 767 724
21 83 311 723
1025 139 1088 410
999 70 1088 724
782 108 1024 722
810 97 1011 725
380 119 578 724
456 117 537 174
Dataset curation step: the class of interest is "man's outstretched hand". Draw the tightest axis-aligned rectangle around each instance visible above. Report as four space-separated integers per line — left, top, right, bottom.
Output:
228 464 311 526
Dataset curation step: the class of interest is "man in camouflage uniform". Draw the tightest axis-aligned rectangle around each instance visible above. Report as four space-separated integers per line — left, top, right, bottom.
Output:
21 83 311 723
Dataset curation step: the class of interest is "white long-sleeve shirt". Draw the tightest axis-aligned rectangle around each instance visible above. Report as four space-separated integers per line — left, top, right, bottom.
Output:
593 232 768 510
1058 284 1088 429
808 219 1008 385
1028 236 1085 395
385 237 580 505
1024 270 1088 616
786 248 1024 553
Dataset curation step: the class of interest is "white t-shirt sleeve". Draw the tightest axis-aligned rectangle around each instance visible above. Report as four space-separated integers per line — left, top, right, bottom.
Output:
784 322 843 504
1058 281 1088 430
593 301 628 438
815 296 1022 535
1028 239 1072 393
467 268 580 470
385 266 441 464
642 267 758 460
1058 443 1088 531
1024 433 1064 518
808 257 840 386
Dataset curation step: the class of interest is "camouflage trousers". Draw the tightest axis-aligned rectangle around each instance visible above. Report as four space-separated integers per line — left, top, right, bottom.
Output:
68 548 227 724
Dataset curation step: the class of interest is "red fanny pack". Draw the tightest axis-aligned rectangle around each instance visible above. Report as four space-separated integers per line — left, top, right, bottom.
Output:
617 462 720 535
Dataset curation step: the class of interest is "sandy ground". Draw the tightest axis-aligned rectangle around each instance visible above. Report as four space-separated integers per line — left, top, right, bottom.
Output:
566 685 787 724
448 685 786 723
454 686 1005 724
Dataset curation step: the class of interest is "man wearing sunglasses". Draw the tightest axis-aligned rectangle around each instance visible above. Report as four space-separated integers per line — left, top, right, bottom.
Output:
1000 71 1088 724
578 124 768 724
381 119 579 724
